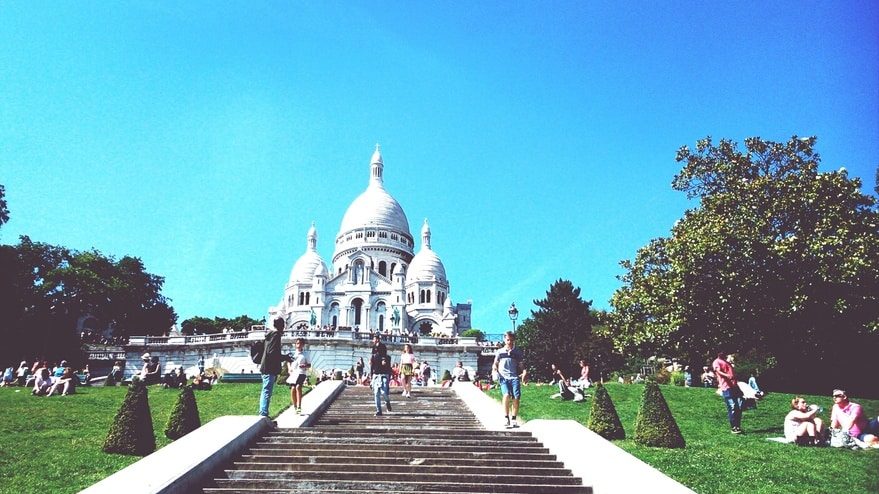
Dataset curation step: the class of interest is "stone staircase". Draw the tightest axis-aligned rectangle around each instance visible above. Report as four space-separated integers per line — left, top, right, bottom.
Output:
203 385 591 493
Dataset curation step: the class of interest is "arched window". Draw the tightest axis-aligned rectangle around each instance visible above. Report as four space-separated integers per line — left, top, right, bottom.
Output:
299 292 304 305
378 261 387 276
305 292 310 305
426 290 431 304
390 263 396 276
419 290 425 304
378 314 384 332
352 298 363 325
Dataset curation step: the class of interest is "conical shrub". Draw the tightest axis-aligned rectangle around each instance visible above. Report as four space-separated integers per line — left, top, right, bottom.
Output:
164 386 201 440
633 380 685 448
103 380 156 455
586 383 625 440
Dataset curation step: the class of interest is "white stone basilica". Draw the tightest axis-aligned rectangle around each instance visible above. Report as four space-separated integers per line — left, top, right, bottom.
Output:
269 146 471 336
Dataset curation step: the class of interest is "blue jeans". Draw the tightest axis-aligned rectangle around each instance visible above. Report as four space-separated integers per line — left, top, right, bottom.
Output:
372 374 390 412
259 373 276 416
721 388 742 429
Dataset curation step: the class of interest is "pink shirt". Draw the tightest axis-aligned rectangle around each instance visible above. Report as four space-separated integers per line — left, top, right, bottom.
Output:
712 358 736 392
831 402 867 438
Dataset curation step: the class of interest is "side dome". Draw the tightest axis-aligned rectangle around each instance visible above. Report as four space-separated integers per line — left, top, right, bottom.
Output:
337 145 411 237
406 219 447 282
407 248 447 282
289 223 328 284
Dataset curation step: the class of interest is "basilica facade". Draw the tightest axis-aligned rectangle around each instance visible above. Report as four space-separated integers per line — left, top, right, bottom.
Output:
269 146 471 336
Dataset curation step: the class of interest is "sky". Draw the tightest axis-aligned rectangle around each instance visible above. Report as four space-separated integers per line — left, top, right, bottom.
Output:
2 2 877 334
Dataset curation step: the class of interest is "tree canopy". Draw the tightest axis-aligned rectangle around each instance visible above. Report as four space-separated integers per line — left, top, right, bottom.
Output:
516 279 601 381
0 184 9 229
0 236 177 364
180 314 263 335
610 136 879 394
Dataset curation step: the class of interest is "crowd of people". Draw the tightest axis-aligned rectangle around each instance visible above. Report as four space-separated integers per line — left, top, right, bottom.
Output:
0 359 84 396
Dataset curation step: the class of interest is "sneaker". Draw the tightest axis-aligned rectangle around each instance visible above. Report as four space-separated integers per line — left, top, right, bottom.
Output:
732 427 742 434
296 407 302 415
504 418 511 429
511 419 519 428
386 402 392 412
374 411 383 416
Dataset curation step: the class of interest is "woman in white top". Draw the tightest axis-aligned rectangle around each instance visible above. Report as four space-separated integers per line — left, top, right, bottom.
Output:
784 396 824 445
399 344 416 398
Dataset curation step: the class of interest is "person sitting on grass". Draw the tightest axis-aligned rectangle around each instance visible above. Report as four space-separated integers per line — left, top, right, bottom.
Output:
1 366 14 387
784 396 824 445
31 364 52 396
46 366 76 396
830 389 879 447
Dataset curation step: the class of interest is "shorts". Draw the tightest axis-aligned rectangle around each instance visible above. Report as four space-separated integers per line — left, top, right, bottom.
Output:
498 375 521 399
287 374 306 387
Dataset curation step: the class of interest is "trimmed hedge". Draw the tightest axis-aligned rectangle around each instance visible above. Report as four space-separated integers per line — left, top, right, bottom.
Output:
586 382 625 440
102 380 156 455
633 380 685 448
164 386 201 440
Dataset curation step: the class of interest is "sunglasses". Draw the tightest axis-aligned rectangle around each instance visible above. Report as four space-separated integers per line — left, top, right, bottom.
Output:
833 394 845 398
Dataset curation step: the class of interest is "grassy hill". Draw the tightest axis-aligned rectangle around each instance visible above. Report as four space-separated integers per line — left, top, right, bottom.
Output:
1 381 875 493
0 383 290 493
491 382 879 494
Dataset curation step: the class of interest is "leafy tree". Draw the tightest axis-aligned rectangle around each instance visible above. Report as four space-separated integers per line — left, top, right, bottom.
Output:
633 380 685 448
0 184 9 229
103 380 156 455
460 329 485 340
610 136 879 395
587 382 625 440
516 279 599 381
180 314 262 335
0 236 177 364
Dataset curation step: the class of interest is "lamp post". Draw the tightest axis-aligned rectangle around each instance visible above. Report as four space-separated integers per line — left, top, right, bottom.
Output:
508 303 519 332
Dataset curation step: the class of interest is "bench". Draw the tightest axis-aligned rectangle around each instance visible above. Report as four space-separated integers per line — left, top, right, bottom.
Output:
221 373 262 383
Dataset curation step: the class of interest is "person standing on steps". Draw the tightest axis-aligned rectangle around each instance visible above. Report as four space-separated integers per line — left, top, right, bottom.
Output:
286 337 311 415
493 331 527 429
259 317 286 418
399 343 416 398
370 334 392 416
713 351 743 434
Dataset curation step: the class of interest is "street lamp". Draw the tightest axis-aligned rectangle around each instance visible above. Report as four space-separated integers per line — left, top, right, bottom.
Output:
508 303 519 332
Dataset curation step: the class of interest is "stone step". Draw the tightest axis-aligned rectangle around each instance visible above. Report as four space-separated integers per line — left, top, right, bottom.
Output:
232 461 572 476
237 454 566 468
243 449 558 462
250 443 550 454
210 478 590 493
268 428 532 438
259 436 538 447
222 469 582 485
206 487 590 494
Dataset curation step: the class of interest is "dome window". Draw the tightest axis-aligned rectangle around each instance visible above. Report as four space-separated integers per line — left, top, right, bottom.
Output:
378 261 387 276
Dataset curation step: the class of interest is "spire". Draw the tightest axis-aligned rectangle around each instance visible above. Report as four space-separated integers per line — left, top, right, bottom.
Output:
369 144 384 186
307 222 317 251
421 218 431 250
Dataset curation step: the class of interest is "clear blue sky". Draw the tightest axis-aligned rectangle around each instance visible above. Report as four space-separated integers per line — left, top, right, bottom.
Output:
2 2 877 333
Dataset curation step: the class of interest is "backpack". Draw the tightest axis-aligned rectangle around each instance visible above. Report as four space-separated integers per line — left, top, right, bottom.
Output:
250 340 265 364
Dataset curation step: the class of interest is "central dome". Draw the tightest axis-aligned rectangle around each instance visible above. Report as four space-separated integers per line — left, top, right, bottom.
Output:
337 145 411 238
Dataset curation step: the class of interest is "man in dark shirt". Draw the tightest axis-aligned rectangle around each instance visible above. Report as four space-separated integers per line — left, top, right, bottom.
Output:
259 317 285 417
370 334 392 416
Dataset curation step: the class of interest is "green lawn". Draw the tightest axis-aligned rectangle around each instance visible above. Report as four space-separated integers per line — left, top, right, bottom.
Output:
490 383 879 494
0 382 293 494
